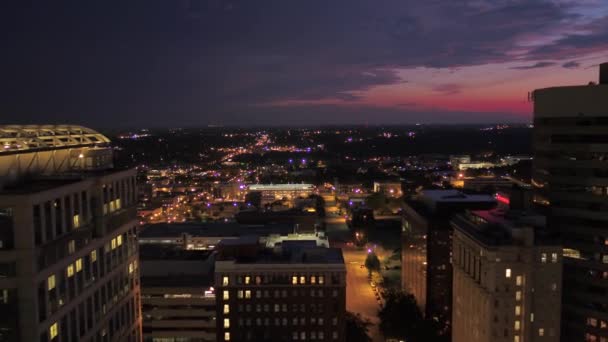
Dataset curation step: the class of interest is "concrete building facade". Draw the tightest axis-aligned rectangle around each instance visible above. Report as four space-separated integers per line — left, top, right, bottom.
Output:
451 209 562 342
533 63 608 341
401 190 496 335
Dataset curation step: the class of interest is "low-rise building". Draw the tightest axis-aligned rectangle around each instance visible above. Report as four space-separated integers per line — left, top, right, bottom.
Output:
140 245 216 342
215 239 346 342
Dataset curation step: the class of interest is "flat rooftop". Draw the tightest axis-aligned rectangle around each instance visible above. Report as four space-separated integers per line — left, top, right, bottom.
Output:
453 208 558 247
140 222 296 239
248 184 315 191
139 244 214 260
420 189 496 204
233 246 345 265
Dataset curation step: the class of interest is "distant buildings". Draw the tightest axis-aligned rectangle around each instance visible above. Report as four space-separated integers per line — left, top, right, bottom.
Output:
0 125 141 342
532 62 608 341
373 181 403 198
247 184 316 206
401 190 496 334
451 199 562 342
214 239 346 342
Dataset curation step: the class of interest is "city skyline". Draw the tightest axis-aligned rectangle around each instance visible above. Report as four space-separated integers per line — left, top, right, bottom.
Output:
2 0 608 127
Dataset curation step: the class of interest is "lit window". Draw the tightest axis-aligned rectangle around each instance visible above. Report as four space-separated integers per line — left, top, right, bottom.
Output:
300 276 306 284
223 290 229 300
311 276 317 284
91 250 97 262
68 240 75 254
539 328 544 336
551 283 557 291
516 276 522 286
73 215 80 228
237 290 243 299
223 276 229 286
111 238 117 250
588 318 598 327
49 322 58 339
67 264 74 277
75 258 82 272
245 290 251 299
319 276 324 284
514 336 520 342
551 253 558 263
245 276 251 285
515 305 521 316
292 276 298 285
224 318 230 328
530 313 535 322
224 332 231 341
117 235 123 246
47 275 56 291
128 262 134 274
541 253 547 263
115 198 121 210
514 320 520 331
223 304 230 314
505 269 512 278
515 291 522 301
255 276 261 284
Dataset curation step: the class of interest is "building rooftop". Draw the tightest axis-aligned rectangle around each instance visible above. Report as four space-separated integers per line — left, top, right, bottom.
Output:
139 244 214 260
219 242 344 266
0 125 110 154
0 168 133 194
452 208 558 247
420 189 496 204
240 247 344 265
139 222 296 239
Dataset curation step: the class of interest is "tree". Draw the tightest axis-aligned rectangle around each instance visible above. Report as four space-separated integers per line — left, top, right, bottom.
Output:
364 251 381 277
378 290 423 340
378 290 448 342
345 312 372 342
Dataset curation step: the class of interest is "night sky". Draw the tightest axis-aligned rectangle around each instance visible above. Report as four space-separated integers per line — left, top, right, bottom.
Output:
2 0 608 128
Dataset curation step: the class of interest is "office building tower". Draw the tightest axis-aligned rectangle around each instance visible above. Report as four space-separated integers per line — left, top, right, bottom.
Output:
532 63 608 341
0 125 141 342
451 202 562 342
214 238 346 342
401 190 496 334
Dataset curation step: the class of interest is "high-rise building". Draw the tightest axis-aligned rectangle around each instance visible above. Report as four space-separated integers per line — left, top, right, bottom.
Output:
0 125 141 342
532 63 608 341
451 204 562 342
214 238 346 342
401 190 496 334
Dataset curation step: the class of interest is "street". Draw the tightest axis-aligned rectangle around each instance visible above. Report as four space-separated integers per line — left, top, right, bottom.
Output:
325 214 385 342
